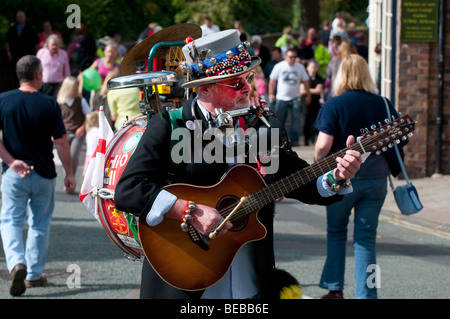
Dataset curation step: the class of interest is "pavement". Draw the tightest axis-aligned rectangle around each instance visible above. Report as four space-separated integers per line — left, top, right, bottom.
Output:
292 145 450 240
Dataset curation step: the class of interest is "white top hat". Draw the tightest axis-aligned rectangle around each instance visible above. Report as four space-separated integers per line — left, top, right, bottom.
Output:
180 30 260 88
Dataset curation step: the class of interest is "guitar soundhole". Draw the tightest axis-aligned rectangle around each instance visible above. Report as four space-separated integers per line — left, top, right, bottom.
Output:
216 195 248 231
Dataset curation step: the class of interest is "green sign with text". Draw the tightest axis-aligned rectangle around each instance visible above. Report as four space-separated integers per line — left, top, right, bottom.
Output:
401 0 439 42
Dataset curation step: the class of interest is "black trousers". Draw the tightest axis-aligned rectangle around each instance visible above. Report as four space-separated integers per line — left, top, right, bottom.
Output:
140 258 204 299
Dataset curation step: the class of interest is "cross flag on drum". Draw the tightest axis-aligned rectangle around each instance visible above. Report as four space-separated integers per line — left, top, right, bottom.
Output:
79 106 114 220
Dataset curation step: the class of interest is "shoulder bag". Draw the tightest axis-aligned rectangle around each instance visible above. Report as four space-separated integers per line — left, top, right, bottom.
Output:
383 97 423 215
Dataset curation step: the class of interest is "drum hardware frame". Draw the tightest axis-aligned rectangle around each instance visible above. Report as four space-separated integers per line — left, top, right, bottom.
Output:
107 70 178 120
92 26 203 261
96 187 115 199
118 114 148 130
109 40 191 119
123 254 144 262
143 41 187 116
146 82 162 115
148 41 185 72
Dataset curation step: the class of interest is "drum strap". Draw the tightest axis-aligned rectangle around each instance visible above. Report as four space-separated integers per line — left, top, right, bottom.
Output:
168 107 184 173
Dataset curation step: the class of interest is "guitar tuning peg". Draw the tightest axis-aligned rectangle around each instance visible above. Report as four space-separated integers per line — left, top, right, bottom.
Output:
401 136 408 141
378 122 382 127
384 118 391 124
388 143 393 148
370 124 376 130
382 147 387 152
395 139 401 144
408 132 414 137
376 150 382 155
392 115 396 121
398 112 403 116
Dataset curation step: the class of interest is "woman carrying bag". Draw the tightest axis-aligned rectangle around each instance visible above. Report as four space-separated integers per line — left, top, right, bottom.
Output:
314 54 405 299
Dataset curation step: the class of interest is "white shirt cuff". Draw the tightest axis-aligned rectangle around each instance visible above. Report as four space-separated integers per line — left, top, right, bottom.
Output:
317 172 353 197
146 190 177 226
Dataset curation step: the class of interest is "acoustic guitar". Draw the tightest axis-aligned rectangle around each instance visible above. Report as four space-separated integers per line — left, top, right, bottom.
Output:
138 114 416 290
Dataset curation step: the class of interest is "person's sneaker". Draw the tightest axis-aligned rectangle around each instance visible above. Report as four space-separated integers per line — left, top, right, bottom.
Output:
9 263 27 296
321 290 344 299
25 275 48 288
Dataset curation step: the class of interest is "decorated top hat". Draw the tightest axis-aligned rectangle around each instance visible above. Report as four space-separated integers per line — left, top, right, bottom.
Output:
180 29 261 88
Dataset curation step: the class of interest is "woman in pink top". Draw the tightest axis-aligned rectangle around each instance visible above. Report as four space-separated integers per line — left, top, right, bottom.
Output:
36 34 70 97
88 42 119 83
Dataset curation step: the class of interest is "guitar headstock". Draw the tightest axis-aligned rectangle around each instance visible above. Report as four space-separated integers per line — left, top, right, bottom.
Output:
360 114 416 154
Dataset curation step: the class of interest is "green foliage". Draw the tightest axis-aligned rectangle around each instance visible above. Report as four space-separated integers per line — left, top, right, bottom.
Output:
319 0 369 25
172 0 296 35
0 0 179 45
0 0 369 47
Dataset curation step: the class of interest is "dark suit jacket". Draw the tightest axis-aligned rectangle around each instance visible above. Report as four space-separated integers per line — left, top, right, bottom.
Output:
114 95 340 298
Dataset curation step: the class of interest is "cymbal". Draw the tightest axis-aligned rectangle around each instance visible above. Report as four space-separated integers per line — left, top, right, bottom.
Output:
107 71 178 90
120 23 202 76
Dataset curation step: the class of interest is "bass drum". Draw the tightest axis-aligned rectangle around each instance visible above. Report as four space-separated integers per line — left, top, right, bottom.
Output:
97 115 147 260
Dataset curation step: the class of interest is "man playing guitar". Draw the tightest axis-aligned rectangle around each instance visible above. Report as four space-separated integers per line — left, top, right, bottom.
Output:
114 29 362 299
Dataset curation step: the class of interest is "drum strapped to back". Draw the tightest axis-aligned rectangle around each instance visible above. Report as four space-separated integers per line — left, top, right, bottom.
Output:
97 115 148 261
92 25 273 261
96 31 197 261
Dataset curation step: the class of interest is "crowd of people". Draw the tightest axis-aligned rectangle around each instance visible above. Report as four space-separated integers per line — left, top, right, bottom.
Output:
1 10 396 300
3 10 371 155
262 14 369 147
3 10 142 177
0 10 140 297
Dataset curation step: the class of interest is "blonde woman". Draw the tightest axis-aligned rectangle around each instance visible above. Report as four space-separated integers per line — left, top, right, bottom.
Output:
57 76 91 178
314 54 405 299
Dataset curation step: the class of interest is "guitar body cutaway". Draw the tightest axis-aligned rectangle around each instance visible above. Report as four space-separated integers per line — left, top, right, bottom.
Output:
138 164 267 291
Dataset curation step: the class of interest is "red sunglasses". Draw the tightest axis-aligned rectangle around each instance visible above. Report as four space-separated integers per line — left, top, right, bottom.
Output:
216 73 255 91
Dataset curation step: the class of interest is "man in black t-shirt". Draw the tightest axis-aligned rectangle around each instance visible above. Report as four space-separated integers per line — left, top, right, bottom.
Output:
0 56 75 296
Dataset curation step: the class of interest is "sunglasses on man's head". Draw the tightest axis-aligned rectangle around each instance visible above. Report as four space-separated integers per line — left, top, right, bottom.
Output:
216 73 255 91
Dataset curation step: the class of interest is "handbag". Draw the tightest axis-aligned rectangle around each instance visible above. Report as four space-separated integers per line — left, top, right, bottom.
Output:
383 97 424 215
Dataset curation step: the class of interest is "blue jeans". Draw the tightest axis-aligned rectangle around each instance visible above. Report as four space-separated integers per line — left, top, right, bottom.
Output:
0 169 56 280
319 178 387 299
273 98 302 144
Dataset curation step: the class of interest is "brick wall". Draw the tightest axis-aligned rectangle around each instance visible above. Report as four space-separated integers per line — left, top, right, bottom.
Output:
396 0 450 178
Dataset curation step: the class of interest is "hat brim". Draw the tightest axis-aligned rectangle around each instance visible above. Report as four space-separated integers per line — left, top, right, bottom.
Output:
181 57 261 89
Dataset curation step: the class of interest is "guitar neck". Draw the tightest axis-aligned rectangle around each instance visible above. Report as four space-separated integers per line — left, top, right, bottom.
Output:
232 113 416 217
245 142 365 211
